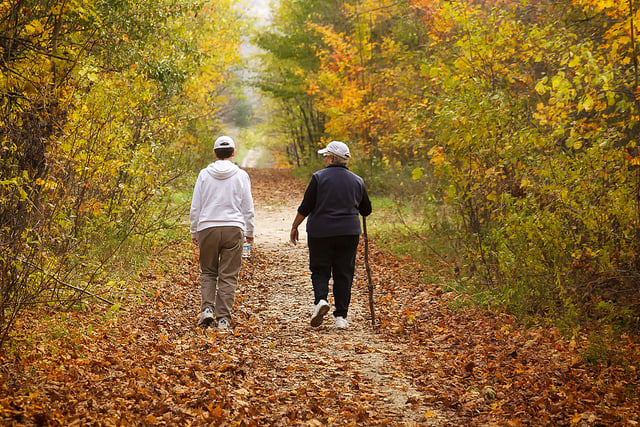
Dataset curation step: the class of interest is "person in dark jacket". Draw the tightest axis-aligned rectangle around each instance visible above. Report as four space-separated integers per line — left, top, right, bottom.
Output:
290 141 372 329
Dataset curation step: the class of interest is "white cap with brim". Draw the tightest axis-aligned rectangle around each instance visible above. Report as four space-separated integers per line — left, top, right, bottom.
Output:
318 140 350 159
214 135 235 149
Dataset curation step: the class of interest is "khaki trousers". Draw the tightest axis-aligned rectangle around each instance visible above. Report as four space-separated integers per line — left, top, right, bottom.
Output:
198 226 243 322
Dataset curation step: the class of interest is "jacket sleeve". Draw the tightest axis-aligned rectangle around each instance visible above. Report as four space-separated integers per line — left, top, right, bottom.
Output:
359 186 372 217
242 173 255 238
189 174 202 237
297 175 318 217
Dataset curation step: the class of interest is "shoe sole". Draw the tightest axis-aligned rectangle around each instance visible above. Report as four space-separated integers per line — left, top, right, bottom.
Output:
310 303 330 327
199 317 214 328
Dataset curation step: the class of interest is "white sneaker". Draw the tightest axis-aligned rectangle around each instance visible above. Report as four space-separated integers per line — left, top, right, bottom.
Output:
310 300 330 327
217 318 231 331
198 307 214 327
334 316 348 329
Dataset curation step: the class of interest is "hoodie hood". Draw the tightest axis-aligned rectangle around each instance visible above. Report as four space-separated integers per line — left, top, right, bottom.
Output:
206 160 239 180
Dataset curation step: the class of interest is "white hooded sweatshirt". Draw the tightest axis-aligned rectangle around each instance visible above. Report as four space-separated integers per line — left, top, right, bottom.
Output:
189 160 254 238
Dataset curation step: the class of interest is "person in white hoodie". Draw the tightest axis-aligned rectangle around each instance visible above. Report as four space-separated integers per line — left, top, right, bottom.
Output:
190 135 254 330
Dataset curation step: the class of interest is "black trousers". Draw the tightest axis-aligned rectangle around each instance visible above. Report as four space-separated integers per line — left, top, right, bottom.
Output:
307 235 360 319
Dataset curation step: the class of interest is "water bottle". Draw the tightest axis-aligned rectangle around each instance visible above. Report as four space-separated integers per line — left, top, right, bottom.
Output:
242 241 251 259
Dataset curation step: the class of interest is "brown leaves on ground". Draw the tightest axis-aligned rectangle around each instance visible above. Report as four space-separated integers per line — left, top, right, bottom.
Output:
370 245 640 425
1 168 639 426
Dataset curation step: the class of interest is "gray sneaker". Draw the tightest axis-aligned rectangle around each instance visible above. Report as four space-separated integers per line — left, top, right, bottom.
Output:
310 300 330 327
199 307 214 327
217 318 231 331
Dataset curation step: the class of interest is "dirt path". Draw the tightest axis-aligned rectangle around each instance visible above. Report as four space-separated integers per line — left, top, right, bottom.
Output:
238 169 443 424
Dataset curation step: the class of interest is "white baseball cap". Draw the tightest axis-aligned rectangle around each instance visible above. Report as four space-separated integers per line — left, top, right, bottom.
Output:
318 141 351 159
214 135 235 149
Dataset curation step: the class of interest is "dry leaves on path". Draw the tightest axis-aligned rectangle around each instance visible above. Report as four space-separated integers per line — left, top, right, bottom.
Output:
1 168 639 426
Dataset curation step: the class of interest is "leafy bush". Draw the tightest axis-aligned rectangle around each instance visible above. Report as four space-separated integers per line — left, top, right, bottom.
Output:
0 0 244 349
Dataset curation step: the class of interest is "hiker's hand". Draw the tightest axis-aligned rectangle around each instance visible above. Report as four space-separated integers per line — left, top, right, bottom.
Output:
246 236 254 244
192 237 198 246
290 228 298 245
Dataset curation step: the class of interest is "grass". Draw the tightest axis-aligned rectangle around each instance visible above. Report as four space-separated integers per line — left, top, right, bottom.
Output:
368 195 459 265
369 193 616 327
367 194 461 296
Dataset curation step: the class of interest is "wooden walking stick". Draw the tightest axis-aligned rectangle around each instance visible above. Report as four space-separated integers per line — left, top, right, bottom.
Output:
363 216 376 326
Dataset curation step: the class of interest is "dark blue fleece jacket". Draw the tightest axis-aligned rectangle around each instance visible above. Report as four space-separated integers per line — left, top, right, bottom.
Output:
298 164 372 238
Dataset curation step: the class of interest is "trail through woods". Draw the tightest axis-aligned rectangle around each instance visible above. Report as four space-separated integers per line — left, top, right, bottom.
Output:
1 168 639 426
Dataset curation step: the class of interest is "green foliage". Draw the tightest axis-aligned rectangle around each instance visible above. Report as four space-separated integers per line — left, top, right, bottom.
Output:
253 0 353 166
582 326 623 367
368 193 460 270
261 0 640 333
0 0 245 349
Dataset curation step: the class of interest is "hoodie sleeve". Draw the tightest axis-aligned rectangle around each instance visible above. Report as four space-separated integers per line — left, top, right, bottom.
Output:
189 173 203 238
242 172 255 238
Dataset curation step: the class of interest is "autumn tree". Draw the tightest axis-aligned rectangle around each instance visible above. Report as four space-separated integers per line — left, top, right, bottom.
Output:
253 0 357 165
0 0 244 348
260 0 640 327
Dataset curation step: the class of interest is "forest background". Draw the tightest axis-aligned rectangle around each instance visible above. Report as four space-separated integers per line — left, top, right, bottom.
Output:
1 0 640 366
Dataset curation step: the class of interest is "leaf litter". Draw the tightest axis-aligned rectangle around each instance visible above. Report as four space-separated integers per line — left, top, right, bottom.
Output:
1 168 639 426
